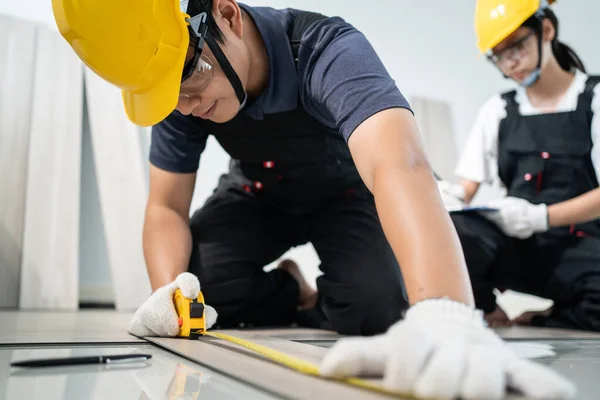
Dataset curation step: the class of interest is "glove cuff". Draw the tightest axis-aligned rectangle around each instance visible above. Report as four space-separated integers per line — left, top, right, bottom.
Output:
532 203 549 232
437 181 467 201
451 184 467 202
404 297 486 328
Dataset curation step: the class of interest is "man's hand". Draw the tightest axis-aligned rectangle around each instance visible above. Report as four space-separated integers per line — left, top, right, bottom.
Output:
485 305 513 328
484 197 548 239
513 306 554 326
128 272 218 337
320 298 576 400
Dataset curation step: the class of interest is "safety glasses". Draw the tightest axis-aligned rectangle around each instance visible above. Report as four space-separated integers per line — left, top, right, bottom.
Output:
179 53 215 98
487 31 536 68
179 21 214 98
177 7 247 108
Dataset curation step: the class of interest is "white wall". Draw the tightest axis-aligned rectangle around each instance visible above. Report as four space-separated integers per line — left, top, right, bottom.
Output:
194 0 600 287
2 0 599 299
0 0 55 27
79 95 113 303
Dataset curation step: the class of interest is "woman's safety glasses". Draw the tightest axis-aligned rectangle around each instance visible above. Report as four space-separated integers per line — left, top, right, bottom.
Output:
487 31 535 68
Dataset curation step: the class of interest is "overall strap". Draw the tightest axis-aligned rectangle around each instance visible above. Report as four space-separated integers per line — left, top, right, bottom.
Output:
573 75 600 126
500 90 519 115
584 75 600 93
289 11 328 60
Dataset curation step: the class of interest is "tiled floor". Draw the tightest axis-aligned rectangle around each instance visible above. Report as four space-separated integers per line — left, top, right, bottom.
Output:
0 344 278 400
2 310 600 399
305 338 600 400
0 311 142 344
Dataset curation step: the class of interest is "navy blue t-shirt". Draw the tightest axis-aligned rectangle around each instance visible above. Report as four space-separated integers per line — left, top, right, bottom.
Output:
150 4 411 174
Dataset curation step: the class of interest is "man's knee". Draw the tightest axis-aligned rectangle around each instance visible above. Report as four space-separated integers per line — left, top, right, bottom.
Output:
201 268 300 329
450 213 508 272
566 289 600 332
535 305 600 332
321 277 407 336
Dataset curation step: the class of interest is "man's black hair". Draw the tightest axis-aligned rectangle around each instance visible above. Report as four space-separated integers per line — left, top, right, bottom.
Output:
189 0 225 43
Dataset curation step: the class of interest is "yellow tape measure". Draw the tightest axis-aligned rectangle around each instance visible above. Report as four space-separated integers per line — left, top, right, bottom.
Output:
174 289 423 400
204 331 420 399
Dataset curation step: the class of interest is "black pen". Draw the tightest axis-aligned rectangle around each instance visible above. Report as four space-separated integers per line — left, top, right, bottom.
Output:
11 354 152 368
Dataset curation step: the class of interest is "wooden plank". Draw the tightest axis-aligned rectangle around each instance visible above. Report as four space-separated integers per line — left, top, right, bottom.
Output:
223 328 343 341
18 25 83 310
151 329 579 400
0 311 143 344
149 335 397 400
0 16 38 308
84 69 151 311
495 326 600 340
210 331 330 365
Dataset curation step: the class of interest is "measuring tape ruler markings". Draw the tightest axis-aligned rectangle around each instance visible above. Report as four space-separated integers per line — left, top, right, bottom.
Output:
203 331 425 399
172 289 426 399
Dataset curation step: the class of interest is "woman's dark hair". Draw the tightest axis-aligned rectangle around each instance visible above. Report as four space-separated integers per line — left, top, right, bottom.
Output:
522 8 586 73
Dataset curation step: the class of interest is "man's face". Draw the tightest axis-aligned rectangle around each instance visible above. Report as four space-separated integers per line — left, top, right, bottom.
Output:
175 11 250 123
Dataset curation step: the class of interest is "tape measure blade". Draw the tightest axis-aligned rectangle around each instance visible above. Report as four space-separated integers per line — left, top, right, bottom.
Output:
203 332 421 399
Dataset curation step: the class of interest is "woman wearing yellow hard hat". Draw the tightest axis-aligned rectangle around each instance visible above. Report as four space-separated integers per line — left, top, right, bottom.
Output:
53 0 575 398
445 0 600 331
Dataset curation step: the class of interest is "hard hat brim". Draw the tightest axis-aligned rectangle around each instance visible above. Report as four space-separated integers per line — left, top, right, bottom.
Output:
122 65 182 127
478 12 534 54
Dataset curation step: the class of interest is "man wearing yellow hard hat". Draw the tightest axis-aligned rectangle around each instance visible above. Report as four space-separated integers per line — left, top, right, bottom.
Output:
441 0 600 336
53 0 576 398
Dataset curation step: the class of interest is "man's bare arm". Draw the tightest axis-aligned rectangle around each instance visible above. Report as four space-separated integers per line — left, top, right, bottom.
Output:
348 108 474 305
143 165 197 291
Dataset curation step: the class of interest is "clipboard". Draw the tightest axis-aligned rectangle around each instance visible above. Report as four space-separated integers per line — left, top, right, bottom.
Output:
447 206 499 214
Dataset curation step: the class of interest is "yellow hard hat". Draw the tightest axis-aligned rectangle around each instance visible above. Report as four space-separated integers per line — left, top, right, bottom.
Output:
474 0 556 55
51 0 191 126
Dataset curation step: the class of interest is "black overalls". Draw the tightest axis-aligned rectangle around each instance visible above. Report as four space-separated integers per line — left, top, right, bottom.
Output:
451 76 600 331
186 12 407 335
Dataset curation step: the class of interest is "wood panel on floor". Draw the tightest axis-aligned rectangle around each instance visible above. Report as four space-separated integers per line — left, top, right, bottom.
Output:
19 26 83 310
220 325 600 342
211 331 330 365
0 311 143 345
84 70 151 311
221 328 343 341
149 335 394 400
150 331 531 400
495 326 600 340
0 16 38 308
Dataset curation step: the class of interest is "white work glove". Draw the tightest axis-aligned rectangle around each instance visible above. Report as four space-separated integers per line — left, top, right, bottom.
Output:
483 197 548 239
437 180 466 211
128 272 218 337
320 298 576 400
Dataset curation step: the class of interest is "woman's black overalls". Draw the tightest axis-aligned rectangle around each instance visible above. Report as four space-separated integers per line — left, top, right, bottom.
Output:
452 76 600 331
186 12 407 335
